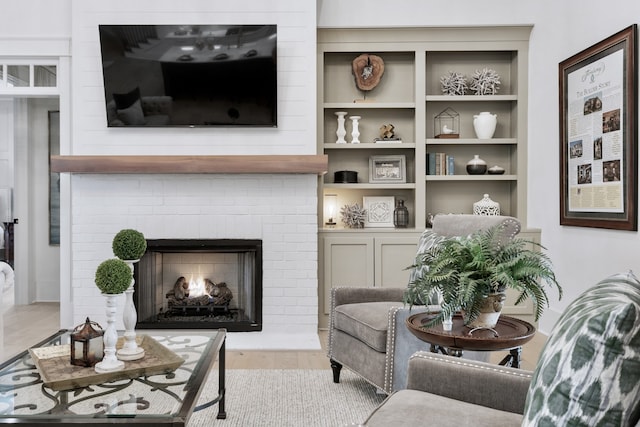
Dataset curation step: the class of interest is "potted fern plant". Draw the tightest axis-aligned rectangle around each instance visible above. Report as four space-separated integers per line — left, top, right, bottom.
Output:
404 225 562 328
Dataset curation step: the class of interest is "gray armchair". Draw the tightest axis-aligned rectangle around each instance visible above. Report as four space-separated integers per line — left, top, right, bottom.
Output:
364 271 640 426
328 214 521 394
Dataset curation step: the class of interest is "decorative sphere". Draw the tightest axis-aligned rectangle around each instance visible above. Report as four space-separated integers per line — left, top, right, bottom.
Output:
112 229 147 260
95 259 132 294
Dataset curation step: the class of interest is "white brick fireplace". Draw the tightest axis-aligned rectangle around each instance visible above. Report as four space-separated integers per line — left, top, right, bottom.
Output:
68 172 321 350
62 1 321 349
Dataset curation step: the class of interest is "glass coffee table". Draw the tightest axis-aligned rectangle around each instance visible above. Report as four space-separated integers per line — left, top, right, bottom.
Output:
0 328 226 426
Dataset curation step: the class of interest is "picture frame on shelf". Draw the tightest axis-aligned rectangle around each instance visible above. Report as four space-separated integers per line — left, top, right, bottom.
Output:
363 196 395 228
369 155 406 183
559 24 637 231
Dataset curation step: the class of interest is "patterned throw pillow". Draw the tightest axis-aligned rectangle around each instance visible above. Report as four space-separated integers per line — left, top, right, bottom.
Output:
522 271 640 426
407 230 447 304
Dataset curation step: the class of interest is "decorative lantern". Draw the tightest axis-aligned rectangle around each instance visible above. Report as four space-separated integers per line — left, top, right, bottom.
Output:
70 317 104 367
394 199 409 228
434 107 460 138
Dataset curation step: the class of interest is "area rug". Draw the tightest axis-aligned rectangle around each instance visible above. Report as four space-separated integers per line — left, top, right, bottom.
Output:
189 369 386 427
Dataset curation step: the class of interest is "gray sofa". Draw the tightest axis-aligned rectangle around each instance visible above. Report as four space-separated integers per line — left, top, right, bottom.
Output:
328 214 522 394
363 271 640 426
106 96 172 126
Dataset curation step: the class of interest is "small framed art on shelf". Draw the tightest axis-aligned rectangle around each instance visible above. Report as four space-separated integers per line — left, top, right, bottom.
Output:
363 196 395 228
369 155 406 183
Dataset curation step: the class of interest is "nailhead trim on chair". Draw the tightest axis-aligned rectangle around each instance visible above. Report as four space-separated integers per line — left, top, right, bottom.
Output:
498 218 520 241
410 352 533 379
383 306 401 393
327 287 340 358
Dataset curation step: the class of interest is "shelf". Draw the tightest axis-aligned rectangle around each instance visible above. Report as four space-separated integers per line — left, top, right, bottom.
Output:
323 183 416 190
425 95 517 102
425 175 517 181
319 227 420 233
324 143 416 149
426 138 516 145
324 102 416 109
50 155 329 175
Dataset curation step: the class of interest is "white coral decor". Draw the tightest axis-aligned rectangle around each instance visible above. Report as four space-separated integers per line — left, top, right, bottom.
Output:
440 71 468 96
340 203 367 228
470 68 501 95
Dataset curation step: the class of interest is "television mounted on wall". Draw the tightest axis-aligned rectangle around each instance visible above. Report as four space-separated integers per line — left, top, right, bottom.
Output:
98 24 277 127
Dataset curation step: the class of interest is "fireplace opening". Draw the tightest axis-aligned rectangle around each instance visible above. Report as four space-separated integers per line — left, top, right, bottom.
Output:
134 239 262 332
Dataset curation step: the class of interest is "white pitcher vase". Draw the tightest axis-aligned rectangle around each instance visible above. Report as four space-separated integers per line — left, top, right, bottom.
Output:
473 112 497 139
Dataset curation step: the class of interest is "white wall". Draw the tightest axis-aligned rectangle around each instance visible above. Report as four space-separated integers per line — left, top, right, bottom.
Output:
71 0 316 155
320 0 640 334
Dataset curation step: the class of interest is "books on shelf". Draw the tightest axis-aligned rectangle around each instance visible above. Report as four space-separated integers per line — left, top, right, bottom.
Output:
427 152 455 175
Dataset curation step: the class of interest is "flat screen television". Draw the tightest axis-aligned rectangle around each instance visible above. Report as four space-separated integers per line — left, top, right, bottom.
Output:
98 24 277 127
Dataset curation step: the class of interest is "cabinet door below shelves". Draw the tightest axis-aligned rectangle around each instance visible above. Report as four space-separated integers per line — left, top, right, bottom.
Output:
374 236 418 288
322 236 374 317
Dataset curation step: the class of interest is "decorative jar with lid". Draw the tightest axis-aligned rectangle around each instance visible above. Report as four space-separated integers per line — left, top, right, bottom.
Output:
473 194 500 216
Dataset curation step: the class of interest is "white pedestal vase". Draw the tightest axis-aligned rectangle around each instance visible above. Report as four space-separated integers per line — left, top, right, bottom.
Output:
473 112 497 139
335 112 347 144
117 259 145 361
95 293 125 373
350 116 361 144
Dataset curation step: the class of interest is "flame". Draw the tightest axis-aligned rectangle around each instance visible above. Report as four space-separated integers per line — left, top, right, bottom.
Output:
188 277 210 298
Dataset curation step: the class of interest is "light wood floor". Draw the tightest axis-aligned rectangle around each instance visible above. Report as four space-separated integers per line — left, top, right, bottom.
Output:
1 288 546 371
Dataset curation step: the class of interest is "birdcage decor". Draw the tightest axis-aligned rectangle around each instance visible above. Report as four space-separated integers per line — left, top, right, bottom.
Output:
434 107 459 138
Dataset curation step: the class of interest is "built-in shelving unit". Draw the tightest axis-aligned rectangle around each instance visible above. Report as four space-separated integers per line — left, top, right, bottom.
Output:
317 26 536 328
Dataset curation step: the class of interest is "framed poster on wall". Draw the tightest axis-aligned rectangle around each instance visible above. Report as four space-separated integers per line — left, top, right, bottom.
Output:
559 24 638 230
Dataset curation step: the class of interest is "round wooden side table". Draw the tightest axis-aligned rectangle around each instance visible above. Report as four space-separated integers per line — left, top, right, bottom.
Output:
406 313 536 368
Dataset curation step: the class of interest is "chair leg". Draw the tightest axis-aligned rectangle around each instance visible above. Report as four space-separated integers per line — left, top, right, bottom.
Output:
330 359 342 383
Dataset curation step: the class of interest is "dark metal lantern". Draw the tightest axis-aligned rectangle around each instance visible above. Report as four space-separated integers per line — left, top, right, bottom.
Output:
394 199 409 228
70 317 104 367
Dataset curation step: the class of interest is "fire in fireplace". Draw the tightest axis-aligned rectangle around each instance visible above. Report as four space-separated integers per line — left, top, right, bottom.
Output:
134 239 262 332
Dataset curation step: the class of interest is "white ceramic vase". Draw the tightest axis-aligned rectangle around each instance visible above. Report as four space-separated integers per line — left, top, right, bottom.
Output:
335 112 347 144
116 259 145 361
94 293 125 373
350 116 361 144
473 112 497 139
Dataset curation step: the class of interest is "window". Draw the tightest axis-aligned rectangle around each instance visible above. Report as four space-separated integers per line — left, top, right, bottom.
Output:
0 61 58 93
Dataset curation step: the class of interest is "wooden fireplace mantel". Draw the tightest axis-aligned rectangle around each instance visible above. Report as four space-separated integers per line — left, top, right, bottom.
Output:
50 155 328 175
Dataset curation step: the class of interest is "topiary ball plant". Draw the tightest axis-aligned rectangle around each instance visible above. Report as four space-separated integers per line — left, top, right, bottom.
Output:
95 258 133 294
112 229 147 260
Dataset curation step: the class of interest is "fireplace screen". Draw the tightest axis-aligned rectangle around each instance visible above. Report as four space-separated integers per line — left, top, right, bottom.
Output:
134 239 262 332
